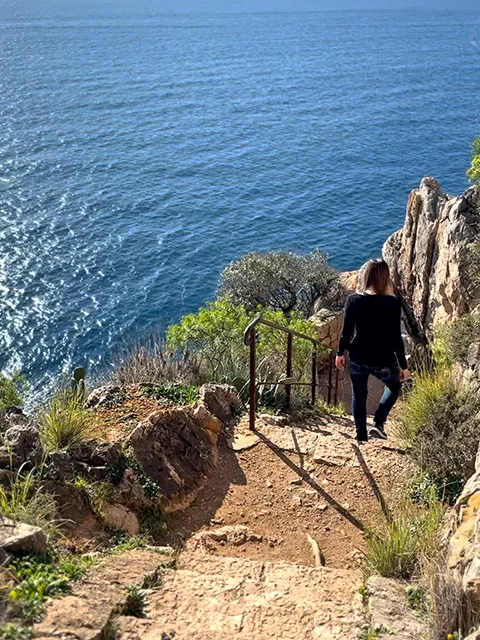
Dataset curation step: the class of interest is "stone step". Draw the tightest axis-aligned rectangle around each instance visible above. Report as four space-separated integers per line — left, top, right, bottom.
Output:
119 552 365 640
34 548 174 640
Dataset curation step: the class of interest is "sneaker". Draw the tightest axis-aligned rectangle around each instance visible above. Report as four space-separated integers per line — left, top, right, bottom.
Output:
369 424 387 440
356 437 368 445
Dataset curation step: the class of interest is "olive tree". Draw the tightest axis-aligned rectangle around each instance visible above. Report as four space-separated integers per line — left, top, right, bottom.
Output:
217 249 341 317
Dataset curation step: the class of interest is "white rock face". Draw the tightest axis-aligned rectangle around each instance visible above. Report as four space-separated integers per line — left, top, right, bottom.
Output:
383 177 480 340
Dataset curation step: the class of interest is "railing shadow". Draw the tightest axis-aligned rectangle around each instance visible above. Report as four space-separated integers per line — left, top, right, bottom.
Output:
253 429 366 532
351 443 392 523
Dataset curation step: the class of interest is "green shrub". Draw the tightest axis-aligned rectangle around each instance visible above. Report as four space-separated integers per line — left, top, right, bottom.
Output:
0 467 58 534
167 298 322 390
218 249 342 317
8 557 71 623
406 381 480 496
140 383 199 406
358 628 393 640
139 505 165 539
467 137 480 184
405 584 428 616
364 492 444 580
433 315 480 366
398 366 451 444
0 623 33 640
57 554 97 580
408 472 463 508
109 451 160 500
0 372 28 413
39 390 91 451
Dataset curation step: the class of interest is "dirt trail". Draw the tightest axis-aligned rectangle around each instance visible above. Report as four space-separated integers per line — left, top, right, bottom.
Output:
118 414 410 640
166 414 410 570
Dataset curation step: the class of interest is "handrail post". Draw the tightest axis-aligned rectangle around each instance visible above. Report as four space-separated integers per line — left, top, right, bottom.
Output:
327 352 333 404
286 333 293 410
249 327 256 431
334 361 339 406
311 350 317 406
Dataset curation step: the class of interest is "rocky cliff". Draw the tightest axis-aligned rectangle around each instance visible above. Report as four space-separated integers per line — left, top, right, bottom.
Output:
383 177 480 342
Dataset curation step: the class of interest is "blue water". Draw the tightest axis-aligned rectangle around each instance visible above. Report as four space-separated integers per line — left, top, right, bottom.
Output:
1 7 480 393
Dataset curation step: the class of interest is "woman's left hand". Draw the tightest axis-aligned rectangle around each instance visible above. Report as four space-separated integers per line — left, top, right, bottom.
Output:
400 369 411 381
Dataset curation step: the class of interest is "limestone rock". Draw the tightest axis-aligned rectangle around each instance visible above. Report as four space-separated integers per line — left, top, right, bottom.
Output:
367 576 427 639
114 467 152 511
193 525 266 548
100 503 140 536
187 401 223 435
86 384 123 409
0 425 43 470
383 178 480 341
0 518 47 556
133 552 364 640
199 384 243 424
310 308 344 351
126 407 219 513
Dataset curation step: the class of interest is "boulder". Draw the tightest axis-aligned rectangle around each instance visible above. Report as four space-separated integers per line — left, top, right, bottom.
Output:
86 385 124 409
43 450 76 483
199 384 243 425
383 178 480 341
187 402 223 435
0 425 43 470
70 440 122 468
0 518 47 556
100 503 140 536
126 407 219 513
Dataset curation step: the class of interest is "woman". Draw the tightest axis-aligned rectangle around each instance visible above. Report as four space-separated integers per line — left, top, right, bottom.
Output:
335 258 410 443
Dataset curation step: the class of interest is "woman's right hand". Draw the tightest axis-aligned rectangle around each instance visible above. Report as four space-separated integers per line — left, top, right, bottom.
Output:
336 355 345 370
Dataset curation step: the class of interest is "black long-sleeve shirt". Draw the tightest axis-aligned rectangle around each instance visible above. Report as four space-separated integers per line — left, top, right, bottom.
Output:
337 293 407 370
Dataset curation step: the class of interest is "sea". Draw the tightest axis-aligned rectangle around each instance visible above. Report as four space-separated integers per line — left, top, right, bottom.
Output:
1 5 480 395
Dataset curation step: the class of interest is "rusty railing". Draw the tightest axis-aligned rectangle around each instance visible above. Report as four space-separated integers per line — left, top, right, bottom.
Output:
243 317 320 431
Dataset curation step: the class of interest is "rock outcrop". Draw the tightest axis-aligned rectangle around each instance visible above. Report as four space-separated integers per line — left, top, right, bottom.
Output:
0 383 243 537
126 405 220 514
445 443 480 636
383 178 480 341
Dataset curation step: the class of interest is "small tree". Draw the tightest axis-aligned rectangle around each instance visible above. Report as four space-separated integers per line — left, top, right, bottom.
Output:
467 137 480 184
166 298 322 386
466 137 480 285
218 249 341 317
0 371 28 412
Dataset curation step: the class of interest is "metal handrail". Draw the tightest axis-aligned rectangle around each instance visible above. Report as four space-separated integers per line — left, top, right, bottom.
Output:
244 316 319 430
243 316 319 347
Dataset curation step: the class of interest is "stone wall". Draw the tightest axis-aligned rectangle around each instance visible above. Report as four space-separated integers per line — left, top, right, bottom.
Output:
310 271 359 352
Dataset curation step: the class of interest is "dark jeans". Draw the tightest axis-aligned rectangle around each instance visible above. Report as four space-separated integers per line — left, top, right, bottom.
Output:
350 360 401 441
